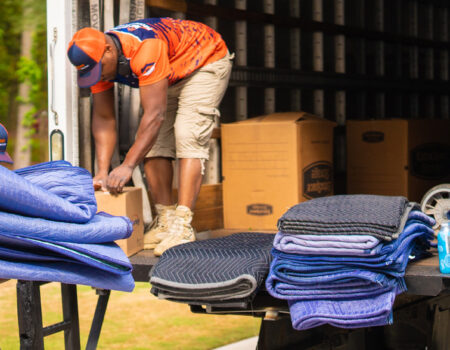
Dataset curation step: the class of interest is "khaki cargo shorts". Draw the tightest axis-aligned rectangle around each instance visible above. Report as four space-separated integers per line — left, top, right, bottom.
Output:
145 51 233 161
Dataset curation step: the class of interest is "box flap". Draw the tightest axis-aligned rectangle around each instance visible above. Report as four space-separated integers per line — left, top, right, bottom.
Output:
347 119 408 126
224 112 336 125
261 112 310 122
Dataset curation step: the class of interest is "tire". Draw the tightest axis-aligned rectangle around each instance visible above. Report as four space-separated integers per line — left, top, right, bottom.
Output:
420 183 450 230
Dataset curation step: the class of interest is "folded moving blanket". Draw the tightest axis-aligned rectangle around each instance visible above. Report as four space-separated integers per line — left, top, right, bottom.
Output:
278 195 415 240
0 232 132 273
274 211 434 256
271 222 433 277
266 263 402 300
288 286 402 330
150 233 274 306
269 195 434 331
0 162 96 223
274 233 380 256
0 161 135 292
14 160 97 218
0 211 132 243
0 258 135 292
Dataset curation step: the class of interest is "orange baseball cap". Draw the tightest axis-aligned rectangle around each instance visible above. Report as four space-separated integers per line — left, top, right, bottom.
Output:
67 28 106 88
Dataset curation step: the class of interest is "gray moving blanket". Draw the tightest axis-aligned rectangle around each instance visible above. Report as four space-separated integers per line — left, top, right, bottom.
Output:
150 233 274 307
278 195 415 240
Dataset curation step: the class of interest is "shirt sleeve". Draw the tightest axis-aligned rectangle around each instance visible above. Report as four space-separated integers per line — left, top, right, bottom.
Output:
130 38 171 87
90 81 114 94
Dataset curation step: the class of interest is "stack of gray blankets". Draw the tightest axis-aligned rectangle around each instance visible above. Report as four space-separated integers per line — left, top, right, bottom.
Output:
0 161 134 292
266 195 434 330
150 232 275 308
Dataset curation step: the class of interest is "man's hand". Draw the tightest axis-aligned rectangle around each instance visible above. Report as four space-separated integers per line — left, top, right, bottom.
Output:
106 164 134 194
93 172 108 191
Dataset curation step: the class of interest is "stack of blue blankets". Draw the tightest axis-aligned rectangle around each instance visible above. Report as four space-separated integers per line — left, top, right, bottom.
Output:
0 161 135 292
266 195 434 330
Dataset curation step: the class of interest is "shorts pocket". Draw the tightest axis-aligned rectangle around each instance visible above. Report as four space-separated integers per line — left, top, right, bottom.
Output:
195 106 220 146
201 57 232 79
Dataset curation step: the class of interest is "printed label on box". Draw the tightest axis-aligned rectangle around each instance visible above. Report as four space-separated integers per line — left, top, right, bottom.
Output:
131 214 140 227
303 161 333 199
410 143 450 179
246 203 273 216
362 131 384 143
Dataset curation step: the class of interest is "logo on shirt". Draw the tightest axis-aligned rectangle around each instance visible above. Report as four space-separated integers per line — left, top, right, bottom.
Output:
115 23 153 32
141 62 155 77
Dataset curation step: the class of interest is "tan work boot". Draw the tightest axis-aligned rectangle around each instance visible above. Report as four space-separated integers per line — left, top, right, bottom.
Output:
143 204 176 249
153 205 196 256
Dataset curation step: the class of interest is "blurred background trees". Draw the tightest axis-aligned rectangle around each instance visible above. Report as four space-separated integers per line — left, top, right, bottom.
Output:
0 0 48 168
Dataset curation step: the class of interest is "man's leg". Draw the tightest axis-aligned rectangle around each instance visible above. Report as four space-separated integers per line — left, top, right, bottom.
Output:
142 83 178 249
142 157 176 249
154 52 233 256
177 158 202 209
144 157 174 206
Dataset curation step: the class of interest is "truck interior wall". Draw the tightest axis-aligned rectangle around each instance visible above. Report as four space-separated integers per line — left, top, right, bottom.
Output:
71 0 449 196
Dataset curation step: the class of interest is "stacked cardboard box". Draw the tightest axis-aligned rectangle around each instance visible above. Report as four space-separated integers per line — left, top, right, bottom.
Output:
95 187 144 256
347 119 450 202
222 112 336 230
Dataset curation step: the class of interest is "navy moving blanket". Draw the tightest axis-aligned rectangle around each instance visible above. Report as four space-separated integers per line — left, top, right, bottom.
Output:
150 233 274 306
278 195 414 240
0 161 135 292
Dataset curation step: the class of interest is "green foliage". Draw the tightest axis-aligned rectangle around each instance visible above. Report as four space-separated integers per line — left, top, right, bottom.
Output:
0 0 47 135
0 0 22 126
0 0 48 156
16 55 42 141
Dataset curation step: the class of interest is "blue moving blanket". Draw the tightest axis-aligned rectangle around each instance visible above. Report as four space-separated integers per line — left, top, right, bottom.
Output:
0 161 135 292
0 211 132 243
288 288 400 330
0 161 96 223
0 259 134 292
0 233 132 275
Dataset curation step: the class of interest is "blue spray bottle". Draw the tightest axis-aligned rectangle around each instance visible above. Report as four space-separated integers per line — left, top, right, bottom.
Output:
437 222 450 274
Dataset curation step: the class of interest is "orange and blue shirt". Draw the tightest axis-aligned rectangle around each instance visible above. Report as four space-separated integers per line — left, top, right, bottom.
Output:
91 18 228 94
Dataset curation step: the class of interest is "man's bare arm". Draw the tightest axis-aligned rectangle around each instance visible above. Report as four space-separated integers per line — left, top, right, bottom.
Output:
92 88 116 189
106 78 168 193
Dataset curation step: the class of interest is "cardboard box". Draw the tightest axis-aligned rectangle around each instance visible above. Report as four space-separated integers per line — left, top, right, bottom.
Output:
222 112 336 230
95 187 144 256
173 184 223 232
347 119 450 202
